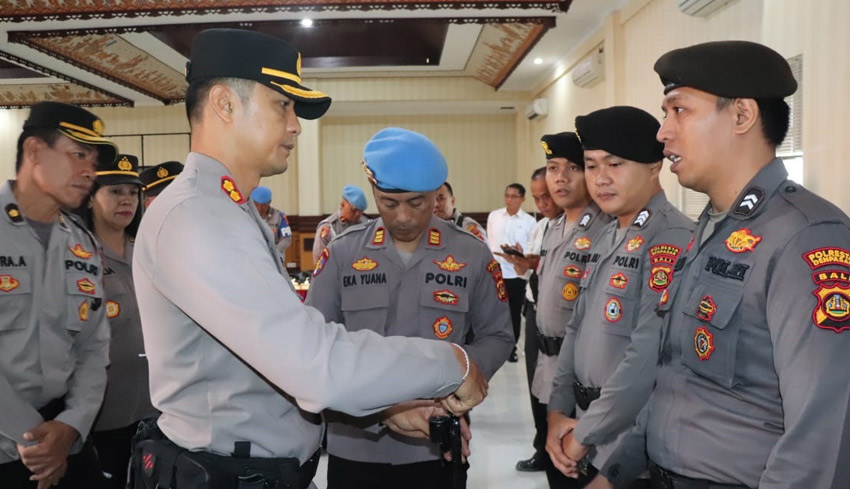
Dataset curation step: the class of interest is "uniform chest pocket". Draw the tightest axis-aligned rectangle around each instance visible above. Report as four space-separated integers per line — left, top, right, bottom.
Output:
341 285 390 333
0 270 33 331
598 292 635 337
680 284 743 388
419 287 470 342
65 273 104 333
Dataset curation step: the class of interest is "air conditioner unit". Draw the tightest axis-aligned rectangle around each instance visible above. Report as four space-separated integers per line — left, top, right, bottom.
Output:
524 98 548 120
677 0 734 17
571 48 605 88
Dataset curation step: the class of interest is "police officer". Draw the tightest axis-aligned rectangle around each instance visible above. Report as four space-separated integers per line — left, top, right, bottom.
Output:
138 160 183 208
132 29 488 489
0 101 114 488
77 153 156 489
545 107 694 488
528 132 612 488
306 127 513 489
250 185 292 253
590 41 850 489
313 184 368 262
433 181 487 242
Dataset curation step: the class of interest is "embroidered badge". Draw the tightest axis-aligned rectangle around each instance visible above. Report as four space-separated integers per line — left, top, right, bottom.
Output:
351 257 378 271
117 156 133 171
696 295 716 322
633 209 651 228
574 237 591 250
564 265 582 278
320 226 330 242
428 228 441 246
803 247 850 270
466 224 485 241
811 270 850 332
579 213 592 228
609 273 628 289
486 260 508 302
605 298 622 323
0 274 19 292
221 176 246 204
540 140 552 155
5 204 23 223
658 289 669 307
562 282 579 301
433 316 453 339
733 187 764 216
156 167 169 178
650 265 673 292
647 244 682 293
434 255 467 272
106 300 120 319
78 300 89 322
68 244 94 259
626 236 644 252
372 227 386 246
434 289 459 306
312 248 330 277
694 327 715 360
705 256 750 281
76 278 96 295
725 229 762 253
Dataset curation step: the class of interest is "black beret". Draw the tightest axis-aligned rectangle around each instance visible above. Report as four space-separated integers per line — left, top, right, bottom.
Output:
96 153 142 186
654 40 797 98
540 132 585 168
575 106 664 164
140 161 184 193
23 101 117 165
186 29 331 120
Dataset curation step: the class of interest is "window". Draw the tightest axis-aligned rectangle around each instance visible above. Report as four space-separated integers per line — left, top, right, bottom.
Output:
778 54 803 183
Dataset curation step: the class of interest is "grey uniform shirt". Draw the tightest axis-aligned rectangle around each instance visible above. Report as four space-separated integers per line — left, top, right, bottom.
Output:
133 153 465 464
548 191 694 468
602 159 850 489
94 238 155 432
313 211 367 263
0 180 109 462
306 216 513 464
532 203 611 403
447 209 487 243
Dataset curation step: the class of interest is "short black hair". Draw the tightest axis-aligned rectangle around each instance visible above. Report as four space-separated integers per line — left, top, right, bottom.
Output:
506 183 526 197
531 167 546 180
716 96 790 147
441 181 454 197
15 127 60 173
185 77 255 126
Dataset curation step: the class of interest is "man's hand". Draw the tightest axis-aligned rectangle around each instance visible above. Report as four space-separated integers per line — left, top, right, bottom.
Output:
546 411 578 477
585 474 616 489
561 431 589 463
17 421 78 487
442 348 487 416
382 400 443 439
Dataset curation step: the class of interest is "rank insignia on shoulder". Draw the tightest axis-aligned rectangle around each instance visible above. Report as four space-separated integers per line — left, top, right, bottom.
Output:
68 243 94 259
466 224 485 241
5 203 23 223
604 298 622 323
106 300 120 319
432 316 453 339
696 295 716 322
372 227 386 246
428 228 441 247
633 209 651 228
76 277 96 295
609 273 628 289
733 187 764 216
725 228 761 253
811 272 850 332
579 213 592 228
434 255 467 272
626 236 644 252
0 274 20 292
221 176 246 204
433 289 459 306
351 257 378 271
694 326 715 360
574 237 591 250
313 248 330 277
320 226 330 242
562 282 579 301
803 247 850 270
78 300 89 322
564 265 582 278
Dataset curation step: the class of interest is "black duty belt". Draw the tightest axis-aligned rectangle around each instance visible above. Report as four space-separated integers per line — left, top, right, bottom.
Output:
650 462 749 489
536 332 563 356
572 382 601 411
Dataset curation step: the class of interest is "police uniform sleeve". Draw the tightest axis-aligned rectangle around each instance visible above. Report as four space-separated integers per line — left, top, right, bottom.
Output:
598 403 651 488
573 227 692 447
759 223 850 489
464 253 514 378
304 239 344 324
146 199 464 416
55 250 110 441
547 294 584 415
312 223 329 263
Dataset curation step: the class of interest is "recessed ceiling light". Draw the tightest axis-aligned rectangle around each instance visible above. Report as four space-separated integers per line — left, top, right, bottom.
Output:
533 58 543 65
300 18 314 28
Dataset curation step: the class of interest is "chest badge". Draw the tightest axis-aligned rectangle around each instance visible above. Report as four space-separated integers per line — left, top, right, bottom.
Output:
574 237 591 250
432 316 453 339
76 278 96 295
68 244 94 259
605 298 622 323
221 176 246 204
564 265 582 278
694 327 715 360
562 282 579 301
626 236 644 252
78 300 89 322
434 255 467 272
696 295 717 321
433 290 459 306
0 274 20 292
351 257 378 271
609 273 628 289
106 300 120 319
725 228 762 253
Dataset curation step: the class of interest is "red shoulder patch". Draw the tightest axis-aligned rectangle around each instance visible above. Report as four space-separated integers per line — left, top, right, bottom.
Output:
313 248 330 277
486 259 508 302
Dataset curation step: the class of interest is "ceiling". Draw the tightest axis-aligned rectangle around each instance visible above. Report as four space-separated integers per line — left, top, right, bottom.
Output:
0 0 627 111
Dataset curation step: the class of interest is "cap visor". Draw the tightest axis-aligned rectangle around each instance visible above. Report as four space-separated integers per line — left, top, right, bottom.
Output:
270 82 332 120
58 128 118 164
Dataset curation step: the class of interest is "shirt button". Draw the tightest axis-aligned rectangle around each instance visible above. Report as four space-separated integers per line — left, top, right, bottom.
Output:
785 185 797 193
608 464 621 479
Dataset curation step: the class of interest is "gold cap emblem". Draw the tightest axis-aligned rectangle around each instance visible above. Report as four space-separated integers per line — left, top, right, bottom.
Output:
117 156 132 171
93 119 105 135
156 167 169 178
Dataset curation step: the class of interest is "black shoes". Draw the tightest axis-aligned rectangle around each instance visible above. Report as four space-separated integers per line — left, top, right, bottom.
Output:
515 451 546 472
508 347 519 363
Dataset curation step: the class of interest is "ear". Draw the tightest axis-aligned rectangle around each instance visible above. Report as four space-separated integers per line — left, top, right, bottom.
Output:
732 98 759 136
22 136 45 167
207 84 235 123
648 160 663 175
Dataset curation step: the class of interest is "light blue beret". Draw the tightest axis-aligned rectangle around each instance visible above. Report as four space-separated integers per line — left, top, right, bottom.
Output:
250 185 272 204
342 184 368 211
362 127 448 192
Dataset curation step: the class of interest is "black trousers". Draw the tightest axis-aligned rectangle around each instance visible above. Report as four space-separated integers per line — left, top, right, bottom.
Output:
546 461 651 489
504 278 527 345
0 438 107 489
523 301 548 456
92 422 140 489
327 454 467 489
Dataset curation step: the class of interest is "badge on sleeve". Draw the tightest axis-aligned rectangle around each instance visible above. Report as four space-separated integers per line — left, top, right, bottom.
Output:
351 257 378 271
220 176 246 204
428 228 441 247
811 270 850 332
626 236 644 252
696 295 716 321
465 224 485 241
68 244 94 259
78 300 89 322
372 227 386 246
609 273 628 289
313 248 330 277
605 298 622 323
574 237 591 250
725 229 761 253
694 327 715 360
562 282 579 301
648 244 681 293
434 255 467 272
803 247 850 269
434 290 459 306
76 278 96 295
486 260 508 302
320 226 330 242
0 274 19 292
106 300 120 319
433 316 453 339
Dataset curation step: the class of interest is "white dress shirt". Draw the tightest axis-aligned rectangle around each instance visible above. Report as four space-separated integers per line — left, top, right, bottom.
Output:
486 207 537 279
